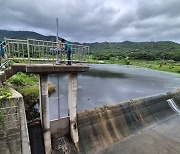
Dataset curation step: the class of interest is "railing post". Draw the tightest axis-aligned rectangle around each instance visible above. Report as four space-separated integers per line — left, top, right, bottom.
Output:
27 39 30 65
87 46 89 64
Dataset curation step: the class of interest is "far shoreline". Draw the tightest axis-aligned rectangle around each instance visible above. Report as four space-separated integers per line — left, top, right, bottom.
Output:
88 59 180 74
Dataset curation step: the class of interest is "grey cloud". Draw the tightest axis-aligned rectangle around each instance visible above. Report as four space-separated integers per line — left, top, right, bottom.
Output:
0 0 180 42
137 0 180 19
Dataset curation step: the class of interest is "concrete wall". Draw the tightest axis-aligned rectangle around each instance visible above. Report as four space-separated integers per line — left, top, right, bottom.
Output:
50 117 69 136
0 88 31 154
77 89 180 154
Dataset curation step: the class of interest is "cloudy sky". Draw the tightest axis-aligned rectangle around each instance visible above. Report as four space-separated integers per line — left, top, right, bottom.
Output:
1 0 180 43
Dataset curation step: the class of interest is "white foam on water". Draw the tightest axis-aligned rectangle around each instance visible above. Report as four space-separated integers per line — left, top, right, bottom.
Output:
167 98 180 115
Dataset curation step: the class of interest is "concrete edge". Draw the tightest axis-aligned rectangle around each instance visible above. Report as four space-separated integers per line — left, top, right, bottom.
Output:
10 87 31 154
78 88 180 115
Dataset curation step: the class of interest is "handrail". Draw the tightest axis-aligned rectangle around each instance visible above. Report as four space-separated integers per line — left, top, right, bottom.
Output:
5 38 89 65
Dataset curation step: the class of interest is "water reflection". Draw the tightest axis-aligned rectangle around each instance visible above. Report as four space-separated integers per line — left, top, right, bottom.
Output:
81 69 128 78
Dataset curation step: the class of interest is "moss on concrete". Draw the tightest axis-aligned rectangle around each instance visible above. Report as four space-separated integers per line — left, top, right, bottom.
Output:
0 86 12 125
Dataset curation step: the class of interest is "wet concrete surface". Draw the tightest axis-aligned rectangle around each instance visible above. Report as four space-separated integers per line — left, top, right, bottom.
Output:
74 89 180 154
97 115 180 154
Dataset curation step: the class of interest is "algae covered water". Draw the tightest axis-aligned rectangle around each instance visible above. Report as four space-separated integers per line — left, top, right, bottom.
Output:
48 64 180 120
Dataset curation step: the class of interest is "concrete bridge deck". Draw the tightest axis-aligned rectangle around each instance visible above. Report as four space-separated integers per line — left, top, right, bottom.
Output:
26 64 89 74
0 63 89 83
13 63 89 73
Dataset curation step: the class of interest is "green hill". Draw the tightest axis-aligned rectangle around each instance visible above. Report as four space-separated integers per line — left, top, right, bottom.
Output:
84 41 180 61
0 30 56 41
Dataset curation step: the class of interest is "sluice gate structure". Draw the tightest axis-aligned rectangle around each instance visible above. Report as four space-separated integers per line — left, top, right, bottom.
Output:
0 38 90 154
0 38 180 154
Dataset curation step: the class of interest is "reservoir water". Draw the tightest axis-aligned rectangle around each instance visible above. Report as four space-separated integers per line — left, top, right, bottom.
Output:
48 64 180 120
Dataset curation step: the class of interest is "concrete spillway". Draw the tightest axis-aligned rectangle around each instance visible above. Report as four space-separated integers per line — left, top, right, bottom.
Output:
75 89 180 154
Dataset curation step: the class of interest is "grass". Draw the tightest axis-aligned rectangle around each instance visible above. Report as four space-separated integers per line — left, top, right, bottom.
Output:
89 58 180 74
7 72 55 121
9 72 38 86
129 60 180 73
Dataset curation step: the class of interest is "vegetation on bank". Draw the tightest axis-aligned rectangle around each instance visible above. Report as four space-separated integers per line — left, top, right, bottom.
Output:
7 72 55 121
0 86 12 125
87 41 180 73
128 60 180 73
89 57 180 73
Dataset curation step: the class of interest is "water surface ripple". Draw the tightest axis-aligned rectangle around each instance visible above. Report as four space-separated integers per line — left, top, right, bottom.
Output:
48 64 180 119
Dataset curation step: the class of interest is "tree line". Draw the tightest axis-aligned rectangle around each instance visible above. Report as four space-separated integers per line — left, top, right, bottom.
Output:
85 41 180 61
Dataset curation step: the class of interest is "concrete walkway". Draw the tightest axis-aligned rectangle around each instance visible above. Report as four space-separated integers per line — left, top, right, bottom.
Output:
0 63 89 83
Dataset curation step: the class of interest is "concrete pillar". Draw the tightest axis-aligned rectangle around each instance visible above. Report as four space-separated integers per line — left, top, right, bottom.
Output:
39 74 51 154
68 73 79 143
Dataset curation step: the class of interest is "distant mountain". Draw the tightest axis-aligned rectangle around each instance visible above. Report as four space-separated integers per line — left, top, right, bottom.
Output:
84 41 180 52
0 30 57 41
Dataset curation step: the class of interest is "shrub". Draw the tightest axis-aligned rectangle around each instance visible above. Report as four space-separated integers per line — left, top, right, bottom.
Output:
17 86 39 120
8 72 56 121
9 72 38 86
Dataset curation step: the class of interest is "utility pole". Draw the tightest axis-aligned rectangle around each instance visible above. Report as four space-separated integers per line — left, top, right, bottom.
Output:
56 18 59 44
56 18 60 119
56 18 60 64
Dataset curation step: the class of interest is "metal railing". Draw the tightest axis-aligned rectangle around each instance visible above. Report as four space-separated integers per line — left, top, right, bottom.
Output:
5 38 89 65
